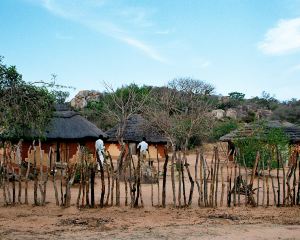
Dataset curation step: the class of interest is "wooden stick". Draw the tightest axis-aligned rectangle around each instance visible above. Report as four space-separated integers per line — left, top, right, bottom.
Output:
107 151 115 206
195 150 201 207
76 163 82 208
116 145 125 207
90 163 96 207
262 157 266 207
257 161 260 207
292 159 297 205
297 155 300 205
215 148 220 207
233 162 237 207
184 155 194 206
161 148 169 208
181 156 186 206
128 150 134 207
139 160 144 208
238 162 241 207
105 158 111 206
280 153 286 206
202 154 208 207
242 155 248 206
124 156 128 206
134 153 141 207
38 140 45 205
178 152 182 208
150 153 154 207
276 147 281 206
31 143 38 205
220 165 225 207
250 152 260 187
209 151 215 207
157 145 160 206
171 152 176 207
266 157 271 207
199 150 203 206
16 142 22 204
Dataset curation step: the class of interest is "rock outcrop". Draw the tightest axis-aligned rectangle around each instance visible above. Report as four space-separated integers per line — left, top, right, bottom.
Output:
212 109 225 119
70 90 102 109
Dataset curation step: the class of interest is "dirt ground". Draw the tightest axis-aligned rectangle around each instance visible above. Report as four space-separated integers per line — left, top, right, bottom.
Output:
0 204 300 239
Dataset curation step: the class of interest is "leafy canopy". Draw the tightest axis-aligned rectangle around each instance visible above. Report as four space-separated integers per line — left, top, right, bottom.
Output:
0 57 56 139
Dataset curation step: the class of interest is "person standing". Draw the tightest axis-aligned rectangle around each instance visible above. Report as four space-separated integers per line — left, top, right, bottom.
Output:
95 135 105 170
137 137 151 166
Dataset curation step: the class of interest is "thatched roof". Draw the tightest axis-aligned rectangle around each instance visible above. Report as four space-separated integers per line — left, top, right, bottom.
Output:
106 114 168 144
0 104 107 141
26 108 107 140
220 120 300 143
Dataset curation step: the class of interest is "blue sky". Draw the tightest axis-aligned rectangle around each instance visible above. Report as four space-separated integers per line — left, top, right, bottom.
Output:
1 0 300 100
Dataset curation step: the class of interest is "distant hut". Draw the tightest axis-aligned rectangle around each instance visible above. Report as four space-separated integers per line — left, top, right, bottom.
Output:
220 120 300 162
20 104 107 164
105 114 168 159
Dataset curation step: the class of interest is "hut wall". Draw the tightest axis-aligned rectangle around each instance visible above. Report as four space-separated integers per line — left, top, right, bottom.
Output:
22 140 97 166
106 142 165 160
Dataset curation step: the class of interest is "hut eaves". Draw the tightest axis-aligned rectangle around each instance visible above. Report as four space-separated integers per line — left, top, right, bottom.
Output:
106 114 168 144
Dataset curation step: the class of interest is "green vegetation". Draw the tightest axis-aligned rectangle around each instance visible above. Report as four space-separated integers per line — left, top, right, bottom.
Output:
210 119 239 141
234 123 289 168
0 57 71 140
0 57 55 139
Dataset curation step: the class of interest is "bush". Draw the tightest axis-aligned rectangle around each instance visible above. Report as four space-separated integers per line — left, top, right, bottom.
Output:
234 124 289 168
210 119 238 141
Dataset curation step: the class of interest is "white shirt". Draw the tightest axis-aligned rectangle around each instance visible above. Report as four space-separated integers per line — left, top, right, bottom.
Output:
95 139 105 153
95 139 105 164
137 141 148 153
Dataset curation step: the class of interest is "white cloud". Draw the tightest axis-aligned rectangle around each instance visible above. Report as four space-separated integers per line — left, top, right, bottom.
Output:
36 0 167 63
258 17 300 55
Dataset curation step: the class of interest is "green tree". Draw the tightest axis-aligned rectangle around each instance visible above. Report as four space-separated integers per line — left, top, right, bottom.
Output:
228 91 245 101
0 57 55 139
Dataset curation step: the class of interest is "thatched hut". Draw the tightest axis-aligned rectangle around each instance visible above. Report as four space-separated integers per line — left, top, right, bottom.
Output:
105 114 168 159
21 105 107 164
220 120 300 162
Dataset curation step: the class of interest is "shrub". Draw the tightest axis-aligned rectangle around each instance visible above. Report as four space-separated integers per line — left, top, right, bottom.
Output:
210 119 238 141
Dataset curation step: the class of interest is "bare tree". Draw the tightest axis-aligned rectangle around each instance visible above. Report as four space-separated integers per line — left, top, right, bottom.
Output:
102 83 152 206
146 77 215 150
145 78 215 207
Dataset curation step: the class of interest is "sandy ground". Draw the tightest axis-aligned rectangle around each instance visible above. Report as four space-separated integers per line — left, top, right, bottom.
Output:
0 205 300 239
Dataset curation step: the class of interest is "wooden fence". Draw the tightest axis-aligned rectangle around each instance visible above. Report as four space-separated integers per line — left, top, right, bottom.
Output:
0 141 299 208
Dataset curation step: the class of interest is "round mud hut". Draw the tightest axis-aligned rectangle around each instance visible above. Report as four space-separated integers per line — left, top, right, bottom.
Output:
220 120 300 162
21 104 107 165
105 114 168 160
